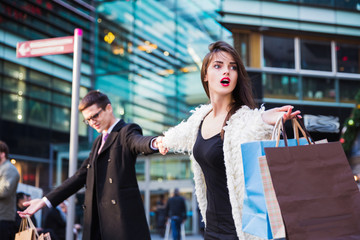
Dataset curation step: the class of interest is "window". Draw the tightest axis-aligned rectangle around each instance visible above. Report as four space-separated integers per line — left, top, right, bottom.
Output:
336 43 360 74
234 32 250 67
52 106 70 132
2 92 26 123
29 70 51 88
262 74 299 99
302 77 335 102
263 35 295 69
301 39 331 71
339 79 360 103
28 99 50 128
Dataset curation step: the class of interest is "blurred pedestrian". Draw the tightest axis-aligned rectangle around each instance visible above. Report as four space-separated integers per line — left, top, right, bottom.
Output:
166 188 186 240
18 90 160 240
15 192 39 231
155 194 167 237
43 201 67 240
0 140 20 240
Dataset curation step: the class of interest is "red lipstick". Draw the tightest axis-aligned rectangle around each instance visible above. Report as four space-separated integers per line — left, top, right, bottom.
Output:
220 77 230 86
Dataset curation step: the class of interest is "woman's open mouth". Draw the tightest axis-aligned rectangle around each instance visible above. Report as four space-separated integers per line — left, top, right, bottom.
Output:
220 77 230 86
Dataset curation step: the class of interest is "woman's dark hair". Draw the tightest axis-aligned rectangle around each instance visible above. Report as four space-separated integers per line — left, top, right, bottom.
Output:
78 90 111 112
200 41 256 138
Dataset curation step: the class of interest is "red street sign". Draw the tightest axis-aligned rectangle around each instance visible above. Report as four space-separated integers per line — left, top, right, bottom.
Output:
16 36 74 58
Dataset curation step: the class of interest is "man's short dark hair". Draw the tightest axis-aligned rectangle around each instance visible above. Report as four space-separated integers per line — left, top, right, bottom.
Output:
0 141 9 159
78 90 111 112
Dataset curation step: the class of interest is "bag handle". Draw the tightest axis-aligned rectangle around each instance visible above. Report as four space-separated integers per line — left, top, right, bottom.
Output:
273 116 313 147
24 215 40 238
292 117 313 145
283 117 313 147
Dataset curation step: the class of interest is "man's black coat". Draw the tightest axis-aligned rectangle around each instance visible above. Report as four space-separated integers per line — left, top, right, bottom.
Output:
46 120 156 240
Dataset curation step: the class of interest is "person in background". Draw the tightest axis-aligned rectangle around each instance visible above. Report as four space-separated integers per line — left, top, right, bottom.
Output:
43 201 67 240
155 194 167 237
156 41 301 240
0 140 20 240
15 192 39 231
166 188 187 240
18 90 160 240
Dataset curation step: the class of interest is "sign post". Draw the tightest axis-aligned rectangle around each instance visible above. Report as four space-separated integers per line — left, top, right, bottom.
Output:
17 28 83 240
66 28 82 240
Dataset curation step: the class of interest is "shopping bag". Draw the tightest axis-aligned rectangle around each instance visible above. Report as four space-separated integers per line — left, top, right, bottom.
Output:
15 215 52 240
15 216 36 240
264 118 360 240
38 232 51 240
258 155 285 239
241 118 310 239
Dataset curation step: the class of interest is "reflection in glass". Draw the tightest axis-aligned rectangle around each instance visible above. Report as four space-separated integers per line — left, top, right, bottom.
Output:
302 77 335 102
301 39 331 71
136 160 145 181
2 93 26 123
336 43 360 74
234 33 249 66
339 79 360 103
150 157 191 181
28 100 50 128
53 78 72 94
4 61 26 80
29 85 51 102
29 70 52 87
263 35 294 68
52 106 71 132
262 74 298 99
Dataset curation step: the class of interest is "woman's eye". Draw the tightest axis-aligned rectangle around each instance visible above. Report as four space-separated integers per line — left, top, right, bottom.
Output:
230 66 237 70
214 64 220 69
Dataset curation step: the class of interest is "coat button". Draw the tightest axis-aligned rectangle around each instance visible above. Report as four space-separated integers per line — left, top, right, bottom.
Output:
109 178 113 184
111 200 116 205
108 158 111 162
87 164 91 169
82 204 86 210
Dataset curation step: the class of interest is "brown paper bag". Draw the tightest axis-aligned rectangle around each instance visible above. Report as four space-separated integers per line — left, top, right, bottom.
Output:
264 118 360 240
15 217 36 240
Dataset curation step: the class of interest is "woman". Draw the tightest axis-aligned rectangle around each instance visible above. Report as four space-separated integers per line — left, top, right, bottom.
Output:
156 41 300 240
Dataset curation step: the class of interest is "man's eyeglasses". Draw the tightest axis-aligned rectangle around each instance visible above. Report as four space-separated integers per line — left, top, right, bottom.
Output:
83 109 103 125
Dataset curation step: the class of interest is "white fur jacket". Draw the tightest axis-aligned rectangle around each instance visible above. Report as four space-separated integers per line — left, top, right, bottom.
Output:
163 104 274 240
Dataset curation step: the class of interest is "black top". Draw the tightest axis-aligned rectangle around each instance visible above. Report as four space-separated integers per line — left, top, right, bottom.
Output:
193 122 237 234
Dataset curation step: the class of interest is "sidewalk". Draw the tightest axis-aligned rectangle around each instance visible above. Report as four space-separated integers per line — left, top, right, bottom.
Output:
151 234 204 240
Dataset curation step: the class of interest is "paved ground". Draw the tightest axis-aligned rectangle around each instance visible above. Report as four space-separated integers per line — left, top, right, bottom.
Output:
151 234 204 240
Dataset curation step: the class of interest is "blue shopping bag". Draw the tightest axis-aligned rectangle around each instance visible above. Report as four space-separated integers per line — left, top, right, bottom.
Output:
241 138 308 239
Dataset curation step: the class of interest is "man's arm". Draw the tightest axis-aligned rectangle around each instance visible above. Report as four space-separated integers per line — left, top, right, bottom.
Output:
18 156 90 217
125 124 158 155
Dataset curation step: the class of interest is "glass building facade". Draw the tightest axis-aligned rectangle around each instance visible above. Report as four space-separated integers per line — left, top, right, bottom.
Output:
0 0 230 234
223 0 360 143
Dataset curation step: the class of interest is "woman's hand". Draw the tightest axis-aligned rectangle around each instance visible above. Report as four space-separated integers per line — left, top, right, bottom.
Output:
155 136 168 155
262 105 301 126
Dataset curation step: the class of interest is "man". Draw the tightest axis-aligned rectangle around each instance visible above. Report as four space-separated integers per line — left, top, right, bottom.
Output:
19 90 159 240
0 141 20 240
166 188 187 240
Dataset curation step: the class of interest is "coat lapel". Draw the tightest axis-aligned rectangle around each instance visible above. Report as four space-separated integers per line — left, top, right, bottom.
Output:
97 119 126 155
